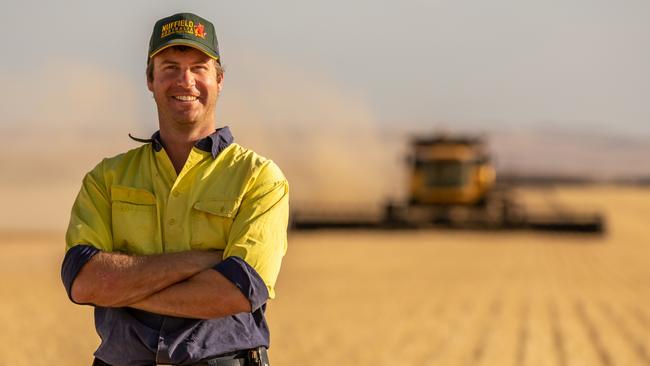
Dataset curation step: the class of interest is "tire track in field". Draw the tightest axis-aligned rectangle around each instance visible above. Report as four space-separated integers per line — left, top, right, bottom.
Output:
548 300 568 366
599 302 650 365
574 300 614 366
515 300 529 366
467 298 502 366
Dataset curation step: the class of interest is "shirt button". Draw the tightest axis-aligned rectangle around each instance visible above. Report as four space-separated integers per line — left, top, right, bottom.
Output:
172 190 180 197
168 218 176 226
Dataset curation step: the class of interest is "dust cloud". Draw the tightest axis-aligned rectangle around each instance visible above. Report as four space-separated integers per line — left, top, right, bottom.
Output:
491 130 650 179
0 63 146 231
219 52 397 207
0 57 396 231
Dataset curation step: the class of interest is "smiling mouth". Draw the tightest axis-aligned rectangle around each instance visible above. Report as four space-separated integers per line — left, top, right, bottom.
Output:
172 95 199 101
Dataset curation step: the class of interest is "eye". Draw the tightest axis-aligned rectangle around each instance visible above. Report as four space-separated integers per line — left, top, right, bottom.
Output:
193 65 209 72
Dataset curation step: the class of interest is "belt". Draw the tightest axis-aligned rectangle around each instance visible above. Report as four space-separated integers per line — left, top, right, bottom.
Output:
190 358 246 366
92 355 247 366
92 347 267 366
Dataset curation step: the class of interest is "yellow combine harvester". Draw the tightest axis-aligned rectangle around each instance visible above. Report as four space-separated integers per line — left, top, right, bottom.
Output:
384 134 504 226
409 135 495 206
293 133 605 233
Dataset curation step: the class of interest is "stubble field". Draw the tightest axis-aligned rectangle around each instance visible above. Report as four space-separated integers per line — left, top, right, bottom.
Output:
1 186 649 366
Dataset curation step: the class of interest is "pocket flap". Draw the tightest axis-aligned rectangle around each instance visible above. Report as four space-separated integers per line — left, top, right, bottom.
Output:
193 200 238 218
111 185 156 205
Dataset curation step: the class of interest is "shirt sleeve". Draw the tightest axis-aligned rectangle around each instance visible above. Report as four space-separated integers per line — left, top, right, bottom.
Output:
61 244 100 303
62 161 113 303
220 160 289 301
65 160 113 252
213 256 269 312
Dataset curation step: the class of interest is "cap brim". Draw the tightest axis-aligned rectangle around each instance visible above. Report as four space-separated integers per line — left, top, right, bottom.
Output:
149 39 219 61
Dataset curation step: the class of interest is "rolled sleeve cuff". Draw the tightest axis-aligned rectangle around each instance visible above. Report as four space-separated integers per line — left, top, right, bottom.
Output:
213 256 269 312
61 244 100 304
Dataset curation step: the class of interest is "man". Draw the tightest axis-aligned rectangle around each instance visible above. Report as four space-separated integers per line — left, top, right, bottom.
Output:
61 12 288 366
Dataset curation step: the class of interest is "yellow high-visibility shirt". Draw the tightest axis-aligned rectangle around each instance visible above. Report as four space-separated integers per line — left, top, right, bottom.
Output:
65 131 289 298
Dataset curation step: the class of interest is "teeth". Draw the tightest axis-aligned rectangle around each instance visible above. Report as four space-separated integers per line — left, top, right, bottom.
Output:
173 95 198 101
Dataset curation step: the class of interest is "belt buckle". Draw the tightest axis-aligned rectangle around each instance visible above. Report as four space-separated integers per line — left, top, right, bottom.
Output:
248 347 269 366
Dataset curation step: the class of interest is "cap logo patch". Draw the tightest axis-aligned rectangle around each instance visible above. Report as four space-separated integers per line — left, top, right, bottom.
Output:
194 23 207 39
161 19 202 38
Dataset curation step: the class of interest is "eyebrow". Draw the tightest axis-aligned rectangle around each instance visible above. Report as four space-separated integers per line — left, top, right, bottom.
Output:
159 59 212 66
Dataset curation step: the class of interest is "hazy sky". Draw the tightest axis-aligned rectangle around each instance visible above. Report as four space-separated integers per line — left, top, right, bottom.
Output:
1 0 649 230
2 0 649 136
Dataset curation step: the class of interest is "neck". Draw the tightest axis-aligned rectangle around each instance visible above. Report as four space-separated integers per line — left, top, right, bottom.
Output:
159 123 215 174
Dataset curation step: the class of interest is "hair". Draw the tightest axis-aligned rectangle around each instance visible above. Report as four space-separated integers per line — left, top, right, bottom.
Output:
146 45 224 83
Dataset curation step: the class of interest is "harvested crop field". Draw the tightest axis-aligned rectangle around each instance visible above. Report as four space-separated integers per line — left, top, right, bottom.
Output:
1 186 649 366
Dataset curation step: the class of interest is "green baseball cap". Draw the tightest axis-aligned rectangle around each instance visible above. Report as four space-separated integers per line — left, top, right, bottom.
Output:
148 13 220 63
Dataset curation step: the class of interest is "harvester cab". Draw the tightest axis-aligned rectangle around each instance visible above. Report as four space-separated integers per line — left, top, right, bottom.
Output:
382 133 507 227
409 135 496 207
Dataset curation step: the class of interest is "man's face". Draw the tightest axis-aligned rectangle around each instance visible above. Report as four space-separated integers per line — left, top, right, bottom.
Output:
147 47 223 128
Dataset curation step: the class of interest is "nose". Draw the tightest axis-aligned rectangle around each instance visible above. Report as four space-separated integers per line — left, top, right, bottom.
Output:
176 67 195 88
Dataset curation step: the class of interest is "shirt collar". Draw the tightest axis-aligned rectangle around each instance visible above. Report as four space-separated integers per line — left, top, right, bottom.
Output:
128 126 234 159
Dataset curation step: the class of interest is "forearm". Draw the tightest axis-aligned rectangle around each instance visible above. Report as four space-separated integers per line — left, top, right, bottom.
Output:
71 250 223 307
128 269 251 319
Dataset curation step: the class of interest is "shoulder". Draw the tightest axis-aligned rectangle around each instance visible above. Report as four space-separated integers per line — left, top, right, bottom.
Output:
86 145 152 179
99 144 151 171
220 143 286 185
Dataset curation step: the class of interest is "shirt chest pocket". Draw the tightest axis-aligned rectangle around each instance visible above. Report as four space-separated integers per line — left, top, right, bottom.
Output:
190 199 239 250
111 186 160 255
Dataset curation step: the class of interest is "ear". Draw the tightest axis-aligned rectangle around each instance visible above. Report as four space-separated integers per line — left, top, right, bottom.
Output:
217 73 224 94
146 59 155 92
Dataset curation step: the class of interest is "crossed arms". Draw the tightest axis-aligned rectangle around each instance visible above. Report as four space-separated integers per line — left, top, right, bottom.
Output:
70 250 251 319
65 160 288 320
